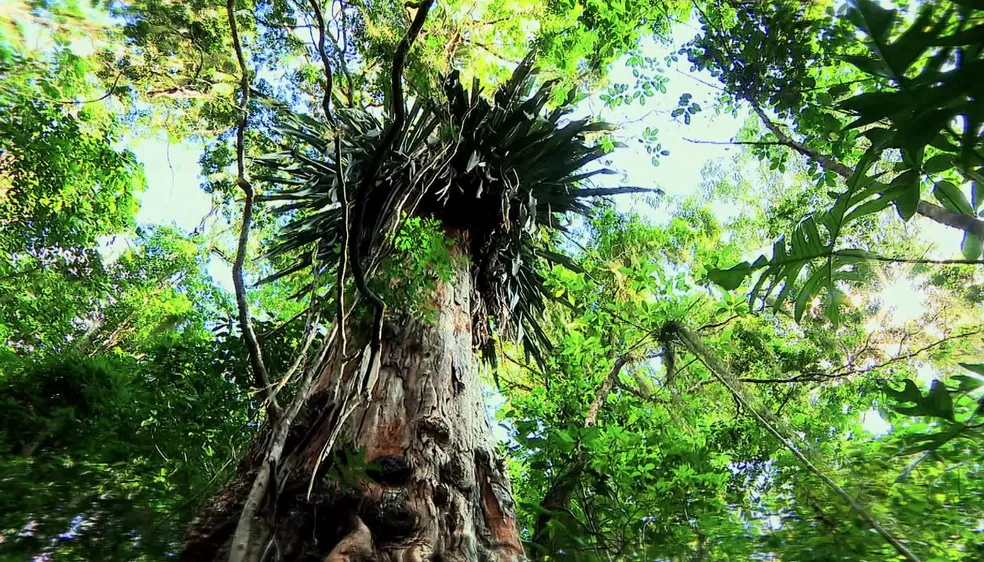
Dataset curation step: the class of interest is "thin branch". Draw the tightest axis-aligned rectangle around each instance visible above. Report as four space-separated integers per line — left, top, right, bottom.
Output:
697 314 740 332
671 67 726 92
570 186 663 198
306 0 353 356
57 71 124 105
533 353 636 555
738 328 984 384
257 307 308 343
585 355 632 427
348 0 434 396
224 2 292 559
742 249 984 278
268 245 325 402
684 137 791 148
832 251 984 266
307 0 334 118
463 38 523 65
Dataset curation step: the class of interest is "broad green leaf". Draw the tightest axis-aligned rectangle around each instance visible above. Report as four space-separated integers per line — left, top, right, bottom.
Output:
924 155 953 175
959 363 984 377
961 232 982 260
707 261 753 291
847 0 897 42
933 180 974 215
890 170 920 219
884 379 925 405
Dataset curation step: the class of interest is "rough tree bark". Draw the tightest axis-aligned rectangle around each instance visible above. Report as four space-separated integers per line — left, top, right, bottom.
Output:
181 235 525 561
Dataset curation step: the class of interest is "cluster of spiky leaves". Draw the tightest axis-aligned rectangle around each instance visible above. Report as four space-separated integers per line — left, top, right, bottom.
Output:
256 57 646 365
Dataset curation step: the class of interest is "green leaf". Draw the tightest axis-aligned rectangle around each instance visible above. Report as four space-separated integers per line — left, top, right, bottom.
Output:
880 5 936 75
953 370 984 392
926 380 955 421
959 363 984 377
848 0 897 42
887 379 955 421
707 261 752 291
961 232 982 260
885 379 923 405
923 154 953 175
933 180 974 215
839 55 893 80
889 170 920 220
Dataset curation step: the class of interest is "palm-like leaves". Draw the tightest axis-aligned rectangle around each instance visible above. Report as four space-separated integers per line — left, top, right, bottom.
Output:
257 57 650 364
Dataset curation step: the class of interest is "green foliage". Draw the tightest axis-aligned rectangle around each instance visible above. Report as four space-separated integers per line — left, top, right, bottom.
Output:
0 36 144 254
4 1 984 561
375 215 459 321
884 363 984 457
0 338 254 560
686 0 843 116
707 1 984 321
501 206 984 561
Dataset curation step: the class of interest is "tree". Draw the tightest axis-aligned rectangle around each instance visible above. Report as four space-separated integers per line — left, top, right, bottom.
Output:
178 0 656 558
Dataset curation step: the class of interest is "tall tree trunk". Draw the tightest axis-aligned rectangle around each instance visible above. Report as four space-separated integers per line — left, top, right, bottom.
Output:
182 236 524 561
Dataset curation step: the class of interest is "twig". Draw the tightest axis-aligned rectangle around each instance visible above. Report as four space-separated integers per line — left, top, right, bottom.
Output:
57 71 124 105
684 137 791 148
697 314 739 331
740 249 984 278
257 308 308 342
267 244 325 402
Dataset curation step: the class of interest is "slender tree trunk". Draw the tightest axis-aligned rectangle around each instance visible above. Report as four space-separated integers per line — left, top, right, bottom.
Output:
182 235 524 561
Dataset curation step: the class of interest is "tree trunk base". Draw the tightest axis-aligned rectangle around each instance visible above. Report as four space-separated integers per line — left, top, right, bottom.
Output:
182 239 524 561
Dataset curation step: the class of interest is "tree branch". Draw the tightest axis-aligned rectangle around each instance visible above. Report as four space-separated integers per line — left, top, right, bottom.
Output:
225 3 281 558
738 328 983 384
227 0 278 418
307 0 334 118
585 355 631 427
57 71 124 105
532 353 635 557
749 102 984 238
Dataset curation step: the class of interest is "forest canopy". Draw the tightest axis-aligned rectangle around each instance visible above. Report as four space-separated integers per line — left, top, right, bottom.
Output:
1 0 983 560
